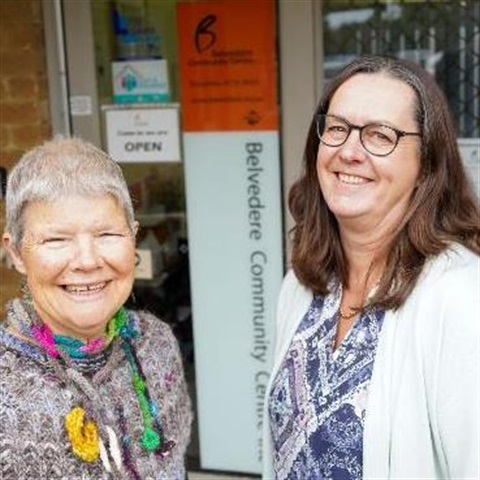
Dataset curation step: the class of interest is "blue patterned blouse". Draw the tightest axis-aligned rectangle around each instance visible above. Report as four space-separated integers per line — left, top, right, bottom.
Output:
268 284 385 480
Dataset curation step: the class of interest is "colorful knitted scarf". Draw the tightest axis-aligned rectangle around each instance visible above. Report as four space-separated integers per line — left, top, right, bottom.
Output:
9 300 174 476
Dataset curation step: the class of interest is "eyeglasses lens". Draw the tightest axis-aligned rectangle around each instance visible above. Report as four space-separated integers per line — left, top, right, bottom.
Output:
317 115 398 156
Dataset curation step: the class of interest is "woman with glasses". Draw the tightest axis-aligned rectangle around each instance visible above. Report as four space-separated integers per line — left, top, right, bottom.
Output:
263 55 479 479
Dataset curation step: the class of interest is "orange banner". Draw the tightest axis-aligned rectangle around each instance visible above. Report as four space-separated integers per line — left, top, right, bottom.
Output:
177 0 278 132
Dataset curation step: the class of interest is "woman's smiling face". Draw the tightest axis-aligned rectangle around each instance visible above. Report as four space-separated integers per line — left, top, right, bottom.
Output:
5 194 137 340
316 73 422 233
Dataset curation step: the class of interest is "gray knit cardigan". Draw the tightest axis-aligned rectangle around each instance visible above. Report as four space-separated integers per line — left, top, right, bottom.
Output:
0 306 192 479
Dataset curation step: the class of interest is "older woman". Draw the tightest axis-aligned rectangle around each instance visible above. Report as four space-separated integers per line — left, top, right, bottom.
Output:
263 55 479 479
0 137 192 479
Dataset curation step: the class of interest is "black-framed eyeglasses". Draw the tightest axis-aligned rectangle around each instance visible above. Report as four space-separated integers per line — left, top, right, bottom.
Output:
316 114 422 157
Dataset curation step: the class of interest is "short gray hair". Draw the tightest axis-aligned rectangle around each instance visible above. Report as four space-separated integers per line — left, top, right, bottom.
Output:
5 136 135 247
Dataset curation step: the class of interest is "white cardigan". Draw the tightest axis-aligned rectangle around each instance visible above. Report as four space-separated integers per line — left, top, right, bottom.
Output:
262 244 479 479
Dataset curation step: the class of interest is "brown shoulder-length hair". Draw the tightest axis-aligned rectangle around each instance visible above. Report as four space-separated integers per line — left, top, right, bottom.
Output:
289 55 480 310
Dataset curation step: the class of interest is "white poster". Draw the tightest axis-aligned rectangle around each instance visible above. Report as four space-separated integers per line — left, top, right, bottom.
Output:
458 138 480 197
105 106 181 163
184 131 283 473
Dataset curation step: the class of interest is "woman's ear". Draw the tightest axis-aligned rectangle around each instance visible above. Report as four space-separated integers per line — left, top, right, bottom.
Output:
2 233 27 275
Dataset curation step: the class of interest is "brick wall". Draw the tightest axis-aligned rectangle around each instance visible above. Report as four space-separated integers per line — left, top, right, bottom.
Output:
0 0 52 315
0 0 51 169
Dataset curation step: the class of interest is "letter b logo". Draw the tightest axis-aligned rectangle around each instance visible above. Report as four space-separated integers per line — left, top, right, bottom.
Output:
195 14 217 53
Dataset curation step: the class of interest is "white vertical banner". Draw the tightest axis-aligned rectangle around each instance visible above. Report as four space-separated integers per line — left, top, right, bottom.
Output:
183 131 283 472
178 1 282 472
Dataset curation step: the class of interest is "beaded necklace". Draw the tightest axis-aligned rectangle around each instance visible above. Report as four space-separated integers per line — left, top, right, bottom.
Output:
10 299 174 474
